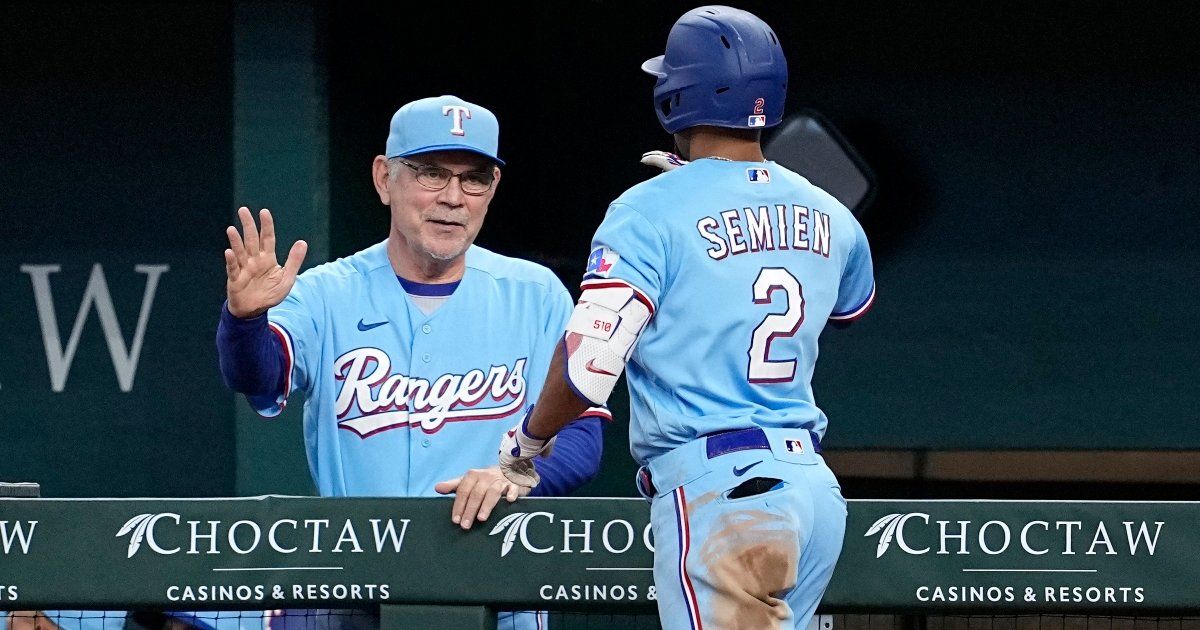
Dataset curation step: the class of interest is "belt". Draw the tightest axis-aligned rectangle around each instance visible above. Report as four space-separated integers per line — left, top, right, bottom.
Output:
705 427 822 458
637 427 822 498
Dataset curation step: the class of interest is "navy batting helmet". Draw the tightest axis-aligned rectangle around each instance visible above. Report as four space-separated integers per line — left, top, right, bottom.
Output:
642 6 787 135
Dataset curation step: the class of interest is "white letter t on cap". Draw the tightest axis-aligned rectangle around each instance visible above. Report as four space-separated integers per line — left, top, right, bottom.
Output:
442 105 471 136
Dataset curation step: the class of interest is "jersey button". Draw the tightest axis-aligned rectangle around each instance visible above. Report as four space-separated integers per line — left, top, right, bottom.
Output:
421 439 431 448
422 324 432 334
422 353 432 363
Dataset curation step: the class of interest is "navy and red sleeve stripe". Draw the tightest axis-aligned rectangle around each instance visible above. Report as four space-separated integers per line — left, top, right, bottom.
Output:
829 284 876 322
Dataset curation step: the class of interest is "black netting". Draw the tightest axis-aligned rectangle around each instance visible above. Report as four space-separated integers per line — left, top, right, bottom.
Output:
8 610 1200 630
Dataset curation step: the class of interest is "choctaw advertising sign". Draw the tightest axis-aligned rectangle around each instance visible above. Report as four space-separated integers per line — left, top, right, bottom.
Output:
835 500 1186 611
0 498 1194 611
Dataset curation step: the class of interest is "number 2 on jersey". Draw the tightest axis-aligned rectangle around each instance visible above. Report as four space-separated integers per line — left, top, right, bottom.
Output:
747 267 804 383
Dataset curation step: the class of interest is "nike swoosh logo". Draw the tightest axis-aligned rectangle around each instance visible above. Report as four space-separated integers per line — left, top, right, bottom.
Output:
732 461 763 477
584 359 618 376
357 319 388 331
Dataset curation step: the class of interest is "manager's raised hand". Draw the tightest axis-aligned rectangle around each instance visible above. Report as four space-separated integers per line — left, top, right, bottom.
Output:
224 207 308 318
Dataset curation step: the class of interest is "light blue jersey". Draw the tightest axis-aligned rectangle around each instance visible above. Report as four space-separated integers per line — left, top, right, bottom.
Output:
257 241 574 497
589 159 873 630
585 159 875 464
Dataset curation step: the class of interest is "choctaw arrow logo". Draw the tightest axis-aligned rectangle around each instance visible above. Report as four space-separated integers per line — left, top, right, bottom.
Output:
117 513 180 558
864 513 928 558
489 512 553 557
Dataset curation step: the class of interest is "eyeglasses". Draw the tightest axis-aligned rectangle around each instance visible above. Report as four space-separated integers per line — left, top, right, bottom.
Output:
394 158 495 196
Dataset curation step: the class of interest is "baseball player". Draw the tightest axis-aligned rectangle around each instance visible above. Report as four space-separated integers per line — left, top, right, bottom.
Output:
217 95 607 630
499 7 874 630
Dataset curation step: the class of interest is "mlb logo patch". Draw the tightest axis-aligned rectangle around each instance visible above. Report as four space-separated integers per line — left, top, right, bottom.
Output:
585 246 619 277
785 438 805 454
747 168 770 183
748 115 767 127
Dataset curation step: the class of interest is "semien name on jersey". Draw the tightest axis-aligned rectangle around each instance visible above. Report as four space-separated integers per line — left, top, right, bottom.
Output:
695 204 832 260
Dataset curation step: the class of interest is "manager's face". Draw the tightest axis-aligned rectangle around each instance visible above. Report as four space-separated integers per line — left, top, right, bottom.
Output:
374 150 500 264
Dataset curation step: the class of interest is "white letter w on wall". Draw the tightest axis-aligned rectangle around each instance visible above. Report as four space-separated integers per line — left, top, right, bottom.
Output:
20 264 169 392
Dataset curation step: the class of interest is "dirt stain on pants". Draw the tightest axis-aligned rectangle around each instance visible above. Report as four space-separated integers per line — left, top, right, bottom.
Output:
693 499 799 629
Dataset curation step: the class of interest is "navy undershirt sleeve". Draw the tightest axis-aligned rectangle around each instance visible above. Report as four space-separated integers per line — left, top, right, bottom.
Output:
215 301 286 398
529 413 605 497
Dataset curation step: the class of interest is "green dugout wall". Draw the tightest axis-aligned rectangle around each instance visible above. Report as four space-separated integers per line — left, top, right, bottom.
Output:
0 498 1188 617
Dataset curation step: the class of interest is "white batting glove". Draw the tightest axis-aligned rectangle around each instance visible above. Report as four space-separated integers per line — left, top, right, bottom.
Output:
498 410 554 489
640 150 688 172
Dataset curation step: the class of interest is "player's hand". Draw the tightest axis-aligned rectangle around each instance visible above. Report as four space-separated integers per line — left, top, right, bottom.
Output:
498 414 554 490
434 467 531 531
224 207 308 319
640 150 688 172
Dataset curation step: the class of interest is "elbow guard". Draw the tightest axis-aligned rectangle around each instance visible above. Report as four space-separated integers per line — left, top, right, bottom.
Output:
563 283 653 406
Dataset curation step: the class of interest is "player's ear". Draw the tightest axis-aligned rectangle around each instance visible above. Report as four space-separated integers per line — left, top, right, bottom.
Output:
672 132 691 161
371 155 392 204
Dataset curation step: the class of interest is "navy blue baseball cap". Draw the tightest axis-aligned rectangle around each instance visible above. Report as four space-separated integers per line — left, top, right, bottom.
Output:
385 95 504 166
